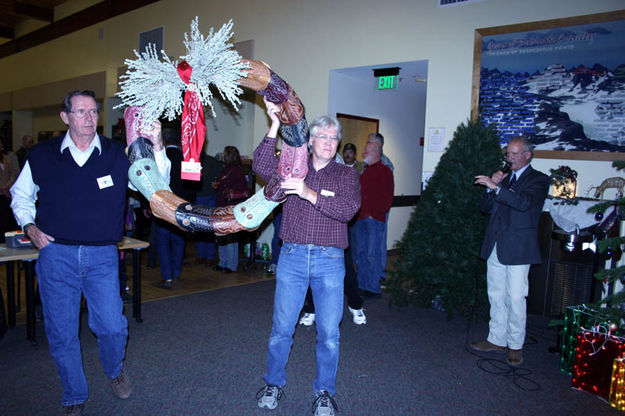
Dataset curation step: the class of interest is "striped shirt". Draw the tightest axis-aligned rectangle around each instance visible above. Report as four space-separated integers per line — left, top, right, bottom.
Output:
253 136 361 249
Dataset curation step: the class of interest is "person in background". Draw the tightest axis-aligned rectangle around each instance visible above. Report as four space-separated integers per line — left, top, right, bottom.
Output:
254 98 360 416
341 142 362 173
155 127 196 288
194 144 223 267
213 145 249 274
363 133 394 285
299 142 366 326
0 140 19 241
364 133 393 172
10 90 170 415
355 141 394 297
16 134 35 169
472 136 549 366
51 130 64 141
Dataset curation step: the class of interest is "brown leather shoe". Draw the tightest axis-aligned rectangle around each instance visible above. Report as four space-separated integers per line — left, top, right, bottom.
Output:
470 340 507 353
110 369 133 399
508 349 523 366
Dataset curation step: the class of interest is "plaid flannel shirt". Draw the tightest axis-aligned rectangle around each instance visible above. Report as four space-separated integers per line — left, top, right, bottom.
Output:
253 136 361 249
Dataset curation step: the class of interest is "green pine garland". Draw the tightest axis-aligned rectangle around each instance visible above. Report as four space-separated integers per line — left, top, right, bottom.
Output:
387 118 502 319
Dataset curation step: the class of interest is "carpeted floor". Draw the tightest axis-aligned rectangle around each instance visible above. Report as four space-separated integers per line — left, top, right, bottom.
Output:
0 280 618 415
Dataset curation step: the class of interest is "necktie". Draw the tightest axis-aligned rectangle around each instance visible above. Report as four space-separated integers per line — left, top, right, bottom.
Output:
508 174 517 189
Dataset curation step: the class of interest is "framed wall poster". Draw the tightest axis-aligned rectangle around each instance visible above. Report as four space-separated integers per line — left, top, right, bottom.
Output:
471 10 625 160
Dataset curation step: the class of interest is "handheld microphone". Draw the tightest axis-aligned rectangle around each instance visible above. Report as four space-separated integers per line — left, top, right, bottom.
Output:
501 160 512 174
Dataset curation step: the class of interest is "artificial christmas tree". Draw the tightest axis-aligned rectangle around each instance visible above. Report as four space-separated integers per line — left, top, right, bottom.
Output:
387 118 502 319
584 161 625 325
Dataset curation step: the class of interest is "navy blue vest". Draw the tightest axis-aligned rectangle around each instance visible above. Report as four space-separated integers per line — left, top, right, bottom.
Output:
28 136 129 245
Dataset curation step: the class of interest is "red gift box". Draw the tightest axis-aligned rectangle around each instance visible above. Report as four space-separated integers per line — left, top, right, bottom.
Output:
572 328 625 399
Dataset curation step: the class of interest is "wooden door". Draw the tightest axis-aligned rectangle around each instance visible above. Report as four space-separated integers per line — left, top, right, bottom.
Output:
336 113 379 160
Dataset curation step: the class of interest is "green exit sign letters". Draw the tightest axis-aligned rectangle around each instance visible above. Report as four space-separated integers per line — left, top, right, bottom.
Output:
378 75 396 90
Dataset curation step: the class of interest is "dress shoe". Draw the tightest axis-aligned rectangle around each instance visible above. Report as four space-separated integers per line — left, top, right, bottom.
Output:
158 279 173 289
213 265 224 272
470 339 507 353
508 349 523 366
121 292 132 304
222 267 234 274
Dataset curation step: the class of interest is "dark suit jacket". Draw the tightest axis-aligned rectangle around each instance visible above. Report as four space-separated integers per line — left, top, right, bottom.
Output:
479 165 550 265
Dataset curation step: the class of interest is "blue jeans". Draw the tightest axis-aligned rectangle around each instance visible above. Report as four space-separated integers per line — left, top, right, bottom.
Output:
380 211 389 278
264 242 344 395
36 243 128 406
355 217 385 294
195 194 217 260
217 238 239 271
155 221 185 280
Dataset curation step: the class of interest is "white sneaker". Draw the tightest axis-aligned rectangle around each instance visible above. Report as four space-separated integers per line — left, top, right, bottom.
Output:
312 391 338 416
299 313 315 326
256 384 284 410
348 307 367 325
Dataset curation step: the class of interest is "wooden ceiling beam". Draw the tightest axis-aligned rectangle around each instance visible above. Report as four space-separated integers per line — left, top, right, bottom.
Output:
0 0 161 58
0 24 14 39
13 1 54 22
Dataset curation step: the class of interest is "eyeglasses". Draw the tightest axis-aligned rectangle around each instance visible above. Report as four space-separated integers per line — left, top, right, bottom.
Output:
69 109 99 118
313 134 339 142
505 151 527 158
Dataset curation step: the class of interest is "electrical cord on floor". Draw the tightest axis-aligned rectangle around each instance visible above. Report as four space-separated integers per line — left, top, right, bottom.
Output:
463 273 542 392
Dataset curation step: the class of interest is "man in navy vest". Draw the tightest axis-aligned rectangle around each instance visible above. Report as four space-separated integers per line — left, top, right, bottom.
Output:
10 90 170 416
472 136 549 367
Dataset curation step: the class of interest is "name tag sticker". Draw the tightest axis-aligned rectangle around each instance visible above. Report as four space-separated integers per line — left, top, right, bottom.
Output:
181 160 202 181
320 189 335 197
97 175 114 189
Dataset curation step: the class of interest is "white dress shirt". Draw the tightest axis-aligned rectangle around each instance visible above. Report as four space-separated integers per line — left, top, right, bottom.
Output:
10 132 171 228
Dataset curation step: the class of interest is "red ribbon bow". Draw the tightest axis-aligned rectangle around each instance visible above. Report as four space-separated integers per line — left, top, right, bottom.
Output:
177 60 206 163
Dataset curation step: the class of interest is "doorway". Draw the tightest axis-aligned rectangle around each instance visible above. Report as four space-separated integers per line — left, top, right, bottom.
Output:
327 59 428 251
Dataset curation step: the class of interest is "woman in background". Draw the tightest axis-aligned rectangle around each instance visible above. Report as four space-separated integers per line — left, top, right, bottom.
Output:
213 146 250 273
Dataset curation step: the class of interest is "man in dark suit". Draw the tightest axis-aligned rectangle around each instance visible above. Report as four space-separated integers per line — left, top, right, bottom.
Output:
471 136 550 366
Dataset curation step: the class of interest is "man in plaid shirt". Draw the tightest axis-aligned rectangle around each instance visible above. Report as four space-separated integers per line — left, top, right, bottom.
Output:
254 99 361 416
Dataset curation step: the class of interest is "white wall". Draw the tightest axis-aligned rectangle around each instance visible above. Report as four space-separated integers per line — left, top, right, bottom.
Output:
328 69 426 195
203 91 256 159
12 111 33 148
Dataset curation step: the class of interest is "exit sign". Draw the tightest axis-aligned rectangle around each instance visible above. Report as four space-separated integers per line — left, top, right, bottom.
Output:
378 75 396 90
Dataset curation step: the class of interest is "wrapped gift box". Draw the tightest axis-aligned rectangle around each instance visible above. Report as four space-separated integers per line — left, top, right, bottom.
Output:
609 356 625 410
572 328 625 399
561 305 616 375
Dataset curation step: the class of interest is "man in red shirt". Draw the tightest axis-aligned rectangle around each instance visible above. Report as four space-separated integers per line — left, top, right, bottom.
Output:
355 141 394 296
